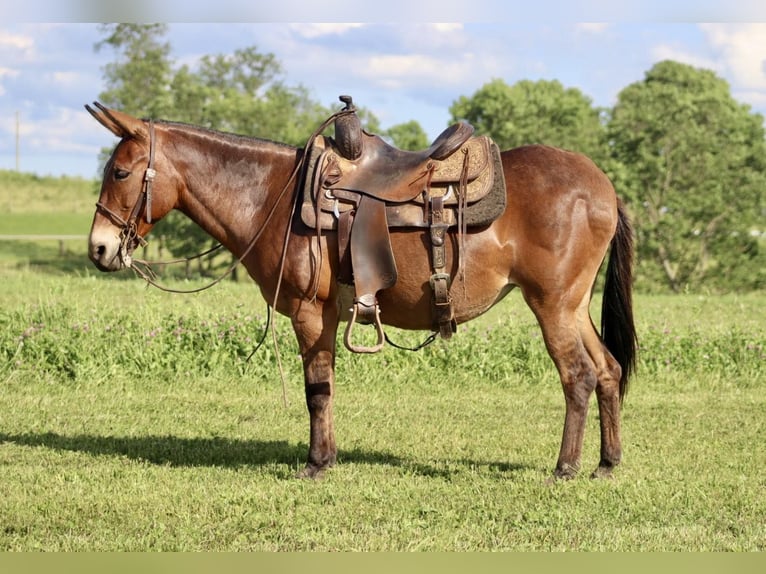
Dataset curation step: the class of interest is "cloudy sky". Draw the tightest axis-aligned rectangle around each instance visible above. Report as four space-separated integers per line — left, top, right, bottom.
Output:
2 19 766 178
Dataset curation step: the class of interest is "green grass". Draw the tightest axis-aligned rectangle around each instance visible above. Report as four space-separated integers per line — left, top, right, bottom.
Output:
1 267 764 551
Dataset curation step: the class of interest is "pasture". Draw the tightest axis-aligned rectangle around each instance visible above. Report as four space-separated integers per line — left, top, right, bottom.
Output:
1 239 764 550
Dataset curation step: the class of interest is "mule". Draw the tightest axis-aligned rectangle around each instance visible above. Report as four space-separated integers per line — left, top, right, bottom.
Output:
85 102 637 480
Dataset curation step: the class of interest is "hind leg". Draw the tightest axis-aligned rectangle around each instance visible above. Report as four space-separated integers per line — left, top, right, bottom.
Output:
528 298 599 479
581 315 623 478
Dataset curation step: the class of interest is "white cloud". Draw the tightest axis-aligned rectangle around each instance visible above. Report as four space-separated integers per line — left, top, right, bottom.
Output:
0 67 20 78
699 23 766 90
288 24 365 39
0 66 20 97
576 23 610 34
0 103 106 156
359 52 488 90
263 23 502 105
732 89 766 111
51 71 80 87
651 43 720 73
0 30 34 51
431 24 463 33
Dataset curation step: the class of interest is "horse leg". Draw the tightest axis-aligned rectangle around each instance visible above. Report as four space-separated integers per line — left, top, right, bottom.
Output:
532 290 625 479
581 316 624 478
528 296 599 479
291 301 339 479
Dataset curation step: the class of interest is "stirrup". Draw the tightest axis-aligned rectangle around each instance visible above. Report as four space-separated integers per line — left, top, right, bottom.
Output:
344 297 385 354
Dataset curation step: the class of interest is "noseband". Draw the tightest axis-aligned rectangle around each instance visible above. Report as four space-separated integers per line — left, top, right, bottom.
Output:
95 121 157 267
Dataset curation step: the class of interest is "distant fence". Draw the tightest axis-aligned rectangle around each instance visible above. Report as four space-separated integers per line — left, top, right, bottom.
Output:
0 234 87 255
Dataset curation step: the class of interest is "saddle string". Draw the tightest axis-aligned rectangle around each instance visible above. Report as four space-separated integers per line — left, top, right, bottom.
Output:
125 148 300 296
383 330 438 352
458 147 470 293
309 147 335 302
115 107 357 408
244 303 272 362
132 242 223 267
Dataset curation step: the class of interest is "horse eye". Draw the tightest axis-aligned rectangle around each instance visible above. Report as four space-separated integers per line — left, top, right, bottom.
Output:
114 168 130 181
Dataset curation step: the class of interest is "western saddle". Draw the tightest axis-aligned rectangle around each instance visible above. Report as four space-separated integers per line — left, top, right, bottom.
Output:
301 96 507 353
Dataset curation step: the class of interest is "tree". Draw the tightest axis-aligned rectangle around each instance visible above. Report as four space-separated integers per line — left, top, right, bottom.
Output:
608 60 766 292
449 78 608 164
384 120 429 151
95 24 174 119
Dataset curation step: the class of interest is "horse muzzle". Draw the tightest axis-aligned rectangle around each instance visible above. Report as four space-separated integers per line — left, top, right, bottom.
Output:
88 228 126 272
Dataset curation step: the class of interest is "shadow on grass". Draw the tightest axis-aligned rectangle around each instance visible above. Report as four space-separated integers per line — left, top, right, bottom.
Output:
0 431 530 478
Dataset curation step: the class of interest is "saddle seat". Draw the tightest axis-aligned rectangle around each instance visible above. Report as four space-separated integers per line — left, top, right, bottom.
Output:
329 121 475 204
304 132 503 227
300 96 507 354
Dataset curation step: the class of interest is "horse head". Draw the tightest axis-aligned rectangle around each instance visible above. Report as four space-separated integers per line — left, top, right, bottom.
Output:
85 102 178 271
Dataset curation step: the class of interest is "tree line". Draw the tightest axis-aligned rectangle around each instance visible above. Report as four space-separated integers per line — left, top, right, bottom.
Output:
95 24 765 293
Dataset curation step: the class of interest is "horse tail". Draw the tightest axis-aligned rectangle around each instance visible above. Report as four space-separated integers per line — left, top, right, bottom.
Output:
601 199 638 403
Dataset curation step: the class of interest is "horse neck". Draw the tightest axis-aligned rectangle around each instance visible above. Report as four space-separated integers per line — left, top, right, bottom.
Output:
166 124 301 254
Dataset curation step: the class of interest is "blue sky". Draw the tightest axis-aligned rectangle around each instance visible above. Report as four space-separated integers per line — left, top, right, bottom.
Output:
2 20 766 178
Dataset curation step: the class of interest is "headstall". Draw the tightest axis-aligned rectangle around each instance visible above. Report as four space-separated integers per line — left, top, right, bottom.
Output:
95 121 156 268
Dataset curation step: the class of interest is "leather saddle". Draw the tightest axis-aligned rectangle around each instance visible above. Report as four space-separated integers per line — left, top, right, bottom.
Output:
300 96 507 353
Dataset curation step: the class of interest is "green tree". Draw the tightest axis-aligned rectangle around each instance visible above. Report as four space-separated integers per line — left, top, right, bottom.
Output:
608 60 766 292
95 24 174 119
384 120 429 151
449 78 608 163
95 25 211 274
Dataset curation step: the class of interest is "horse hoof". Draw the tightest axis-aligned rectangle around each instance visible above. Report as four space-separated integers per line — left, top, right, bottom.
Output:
590 466 615 480
550 462 579 482
296 463 329 480
545 468 577 485
296 466 324 479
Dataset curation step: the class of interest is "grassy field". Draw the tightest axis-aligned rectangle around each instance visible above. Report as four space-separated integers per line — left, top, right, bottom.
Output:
1 261 764 551
0 169 98 214
1 171 765 551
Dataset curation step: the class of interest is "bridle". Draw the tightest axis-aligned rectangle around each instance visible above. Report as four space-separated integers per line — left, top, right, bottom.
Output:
95 120 157 268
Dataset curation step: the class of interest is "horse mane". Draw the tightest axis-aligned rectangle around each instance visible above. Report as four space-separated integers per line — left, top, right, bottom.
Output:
149 118 298 152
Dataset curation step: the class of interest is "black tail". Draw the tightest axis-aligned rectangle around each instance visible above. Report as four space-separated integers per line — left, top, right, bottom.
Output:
601 200 638 403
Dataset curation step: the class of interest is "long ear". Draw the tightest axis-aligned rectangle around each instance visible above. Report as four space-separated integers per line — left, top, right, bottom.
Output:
84 102 148 141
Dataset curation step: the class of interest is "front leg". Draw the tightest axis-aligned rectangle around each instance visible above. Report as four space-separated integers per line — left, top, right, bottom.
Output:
292 302 340 479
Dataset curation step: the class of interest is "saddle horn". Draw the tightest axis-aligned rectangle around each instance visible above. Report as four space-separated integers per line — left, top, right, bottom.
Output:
334 95 363 160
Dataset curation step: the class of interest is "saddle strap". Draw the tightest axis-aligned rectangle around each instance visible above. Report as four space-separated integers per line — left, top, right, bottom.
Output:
429 195 456 339
337 208 354 285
